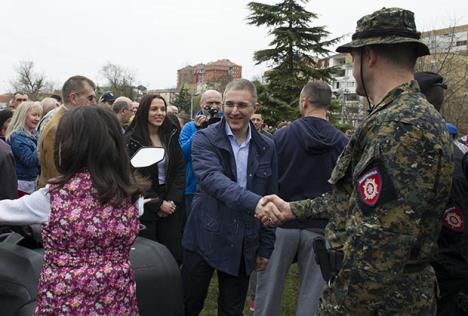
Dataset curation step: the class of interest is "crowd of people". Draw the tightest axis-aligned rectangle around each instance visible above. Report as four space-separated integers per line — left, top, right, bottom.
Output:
0 6 467 316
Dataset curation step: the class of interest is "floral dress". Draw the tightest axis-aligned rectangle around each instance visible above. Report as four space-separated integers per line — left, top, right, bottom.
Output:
35 172 140 315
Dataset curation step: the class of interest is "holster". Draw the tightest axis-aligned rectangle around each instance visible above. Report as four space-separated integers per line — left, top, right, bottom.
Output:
313 238 344 282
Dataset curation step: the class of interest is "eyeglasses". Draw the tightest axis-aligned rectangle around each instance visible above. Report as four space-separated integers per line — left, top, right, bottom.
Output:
224 101 251 109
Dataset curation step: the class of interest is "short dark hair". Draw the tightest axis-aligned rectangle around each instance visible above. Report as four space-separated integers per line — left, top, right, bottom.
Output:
0 108 13 127
13 91 27 97
50 94 62 103
369 43 418 70
224 79 257 105
62 75 96 105
112 100 129 114
301 80 332 109
127 94 177 146
51 106 144 204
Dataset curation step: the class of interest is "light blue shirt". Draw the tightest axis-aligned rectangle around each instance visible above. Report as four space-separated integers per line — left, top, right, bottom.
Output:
225 123 251 189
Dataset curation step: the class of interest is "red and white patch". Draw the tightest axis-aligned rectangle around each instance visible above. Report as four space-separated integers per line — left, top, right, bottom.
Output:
357 167 382 206
443 207 464 233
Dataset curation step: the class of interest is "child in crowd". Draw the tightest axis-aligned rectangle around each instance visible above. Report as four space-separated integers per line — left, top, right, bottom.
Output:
0 106 146 315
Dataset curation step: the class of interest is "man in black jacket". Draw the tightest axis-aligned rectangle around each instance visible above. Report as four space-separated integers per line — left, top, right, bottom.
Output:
416 71 468 315
254 81 348 316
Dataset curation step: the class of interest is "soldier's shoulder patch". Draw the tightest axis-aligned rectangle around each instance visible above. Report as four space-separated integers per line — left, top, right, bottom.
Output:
357 167 381 206
442 207 464 233
355 162 398 214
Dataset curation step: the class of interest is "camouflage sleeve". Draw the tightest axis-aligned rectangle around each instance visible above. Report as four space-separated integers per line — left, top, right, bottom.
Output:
289 194 329 221
329 121 452 313
290 186 351 222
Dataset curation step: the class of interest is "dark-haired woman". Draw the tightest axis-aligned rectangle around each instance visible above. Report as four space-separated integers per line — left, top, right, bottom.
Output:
0 106 145 315
126 94 185 264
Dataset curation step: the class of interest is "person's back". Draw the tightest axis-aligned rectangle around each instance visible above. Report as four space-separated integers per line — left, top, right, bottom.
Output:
38 106 66 187
0 106 143 315
255 81 347 316
275 117 347 201
38 75 96 188
40 171 139 314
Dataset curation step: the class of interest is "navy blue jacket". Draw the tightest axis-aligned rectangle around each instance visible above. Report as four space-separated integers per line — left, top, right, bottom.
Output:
7 130 39 181
182 119 277 276
273 117 348 229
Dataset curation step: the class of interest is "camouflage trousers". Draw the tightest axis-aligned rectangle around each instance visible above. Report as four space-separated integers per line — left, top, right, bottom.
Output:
319 266 437 316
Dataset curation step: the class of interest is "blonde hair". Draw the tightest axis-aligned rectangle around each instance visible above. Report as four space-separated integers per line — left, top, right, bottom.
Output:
6 101 42 140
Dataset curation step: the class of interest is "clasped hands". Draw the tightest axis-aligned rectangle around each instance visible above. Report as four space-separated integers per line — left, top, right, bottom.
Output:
255 195 295 227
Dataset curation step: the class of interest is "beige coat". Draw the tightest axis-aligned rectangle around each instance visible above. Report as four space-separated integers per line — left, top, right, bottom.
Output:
37 106 66 188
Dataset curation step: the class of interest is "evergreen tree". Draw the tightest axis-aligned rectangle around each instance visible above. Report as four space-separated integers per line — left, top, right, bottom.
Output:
254 80 297 127
172 85 192 114
248 0 339 106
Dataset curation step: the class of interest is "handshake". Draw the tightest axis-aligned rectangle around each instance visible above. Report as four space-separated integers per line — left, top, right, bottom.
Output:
255 195 296 227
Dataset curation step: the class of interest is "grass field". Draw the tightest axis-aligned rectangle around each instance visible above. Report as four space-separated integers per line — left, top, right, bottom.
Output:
200 264 300 315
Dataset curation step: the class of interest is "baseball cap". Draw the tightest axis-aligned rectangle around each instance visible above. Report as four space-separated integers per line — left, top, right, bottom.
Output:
99 91 116 103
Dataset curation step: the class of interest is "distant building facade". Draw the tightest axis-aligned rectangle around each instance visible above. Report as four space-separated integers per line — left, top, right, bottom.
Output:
418 24 468 131
319 53 366 128
421 24 468 54
177 59 242 92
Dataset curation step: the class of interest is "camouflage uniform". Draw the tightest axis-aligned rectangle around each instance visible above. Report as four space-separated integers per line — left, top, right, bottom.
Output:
289 8 453 315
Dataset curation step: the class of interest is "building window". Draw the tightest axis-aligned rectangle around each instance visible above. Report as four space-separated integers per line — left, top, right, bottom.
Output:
456 40 467 46
335 69 345 77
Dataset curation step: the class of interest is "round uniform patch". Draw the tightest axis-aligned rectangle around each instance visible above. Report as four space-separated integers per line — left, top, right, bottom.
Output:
442 207 464 233
357 167 382 206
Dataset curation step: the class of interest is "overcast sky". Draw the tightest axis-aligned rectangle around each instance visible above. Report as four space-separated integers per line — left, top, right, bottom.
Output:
1 0 467 93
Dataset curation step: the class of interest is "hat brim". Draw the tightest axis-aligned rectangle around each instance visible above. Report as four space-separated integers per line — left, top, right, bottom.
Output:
336 36 430 57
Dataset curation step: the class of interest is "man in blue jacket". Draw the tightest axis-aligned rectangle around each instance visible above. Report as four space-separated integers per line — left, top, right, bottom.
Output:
179 89 222 218
182 79 277 315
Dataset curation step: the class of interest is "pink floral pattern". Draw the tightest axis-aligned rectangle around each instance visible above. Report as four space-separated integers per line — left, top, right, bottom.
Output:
35 172 140 315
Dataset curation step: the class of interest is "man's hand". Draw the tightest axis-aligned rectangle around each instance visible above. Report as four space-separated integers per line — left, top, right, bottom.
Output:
255 199 281 226
160 200 176 215
255 195 296 226
255 256 269 272
194 115 207 127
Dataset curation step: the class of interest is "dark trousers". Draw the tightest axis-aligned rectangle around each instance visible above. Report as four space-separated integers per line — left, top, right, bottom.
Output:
139 210 184 265
182 249 250 316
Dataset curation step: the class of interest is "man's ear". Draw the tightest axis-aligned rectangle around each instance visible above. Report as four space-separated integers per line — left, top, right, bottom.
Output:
367 46 378 67
68 93 77 106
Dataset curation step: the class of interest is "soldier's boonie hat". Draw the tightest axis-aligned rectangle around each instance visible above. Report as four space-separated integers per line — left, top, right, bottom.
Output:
336 7 430 57
414 72 447 92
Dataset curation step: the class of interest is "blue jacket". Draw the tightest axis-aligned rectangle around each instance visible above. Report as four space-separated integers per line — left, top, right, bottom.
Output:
182 119 277 276
179 121 198 195
7 130 39 181
179 111 224 196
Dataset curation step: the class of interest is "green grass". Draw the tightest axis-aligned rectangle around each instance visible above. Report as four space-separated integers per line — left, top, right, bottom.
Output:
200 264 299 315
